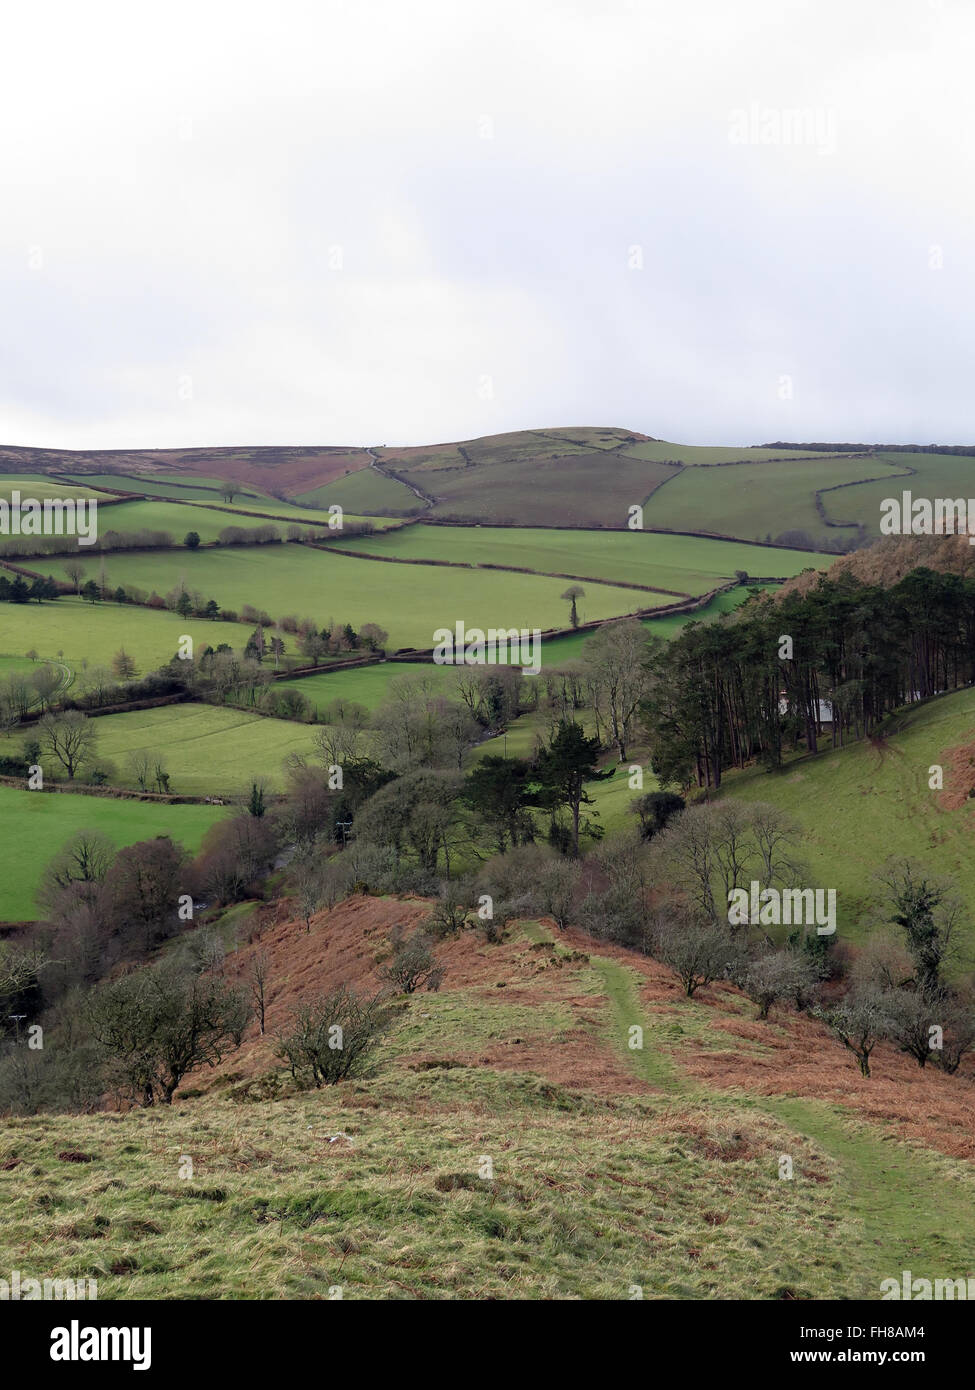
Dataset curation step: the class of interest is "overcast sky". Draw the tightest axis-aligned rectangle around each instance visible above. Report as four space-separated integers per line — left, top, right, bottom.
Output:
1 0 972 450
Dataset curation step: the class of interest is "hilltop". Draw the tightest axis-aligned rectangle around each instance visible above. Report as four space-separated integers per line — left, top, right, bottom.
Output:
6 428 972 541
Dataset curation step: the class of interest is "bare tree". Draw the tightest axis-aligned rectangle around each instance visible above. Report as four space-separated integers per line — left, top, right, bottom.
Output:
379 926 444 994
63 559 84 593
581 619 657 762
38 710 98 779
87 961 250 1105
814 988 888 1078
247 950 271 1035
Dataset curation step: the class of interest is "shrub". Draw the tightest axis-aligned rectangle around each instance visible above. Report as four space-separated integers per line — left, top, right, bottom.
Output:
275 986 393 1087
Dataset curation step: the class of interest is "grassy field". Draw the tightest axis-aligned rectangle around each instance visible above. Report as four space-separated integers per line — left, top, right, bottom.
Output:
427 454 677 527
63 473 392 530
0 785 223 921
50 548 671 649
819 452 975 538
0 474 114 502
0 702 321 798
644 456 907 545
620 442 849 465
92 499 334 544
293 469 424 515
721 685 975 961
275 661 465 713
0 597 258 674
330 524 828 592
63 473 268 502
388 427 628 472
0 653 47 678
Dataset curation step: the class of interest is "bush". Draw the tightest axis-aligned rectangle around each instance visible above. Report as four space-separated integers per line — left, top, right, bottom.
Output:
379 926 444 994
652 910 739 997
275 986 393 1087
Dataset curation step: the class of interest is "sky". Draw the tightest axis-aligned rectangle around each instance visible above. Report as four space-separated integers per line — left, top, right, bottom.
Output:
1 0 972 450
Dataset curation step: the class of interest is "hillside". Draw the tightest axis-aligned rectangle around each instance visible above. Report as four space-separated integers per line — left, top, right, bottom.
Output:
720 684 975 962
3 896 974 1299
8 429 972 539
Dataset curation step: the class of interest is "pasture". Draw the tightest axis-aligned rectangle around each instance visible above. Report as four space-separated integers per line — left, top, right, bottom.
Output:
1 702 320 798
0 785 223 920
643 455 907 544
293 468 424 515
427 453 677 527
819 452 975 538
620 441 849 465
50 547 669 649
0 597 257 674
275 660 464 713
64 473 390 529
0 474 113 502
63 473 268 501
330 524 828 592
91 499 333 544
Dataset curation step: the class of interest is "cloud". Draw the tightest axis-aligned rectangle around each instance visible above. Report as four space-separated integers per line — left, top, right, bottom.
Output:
1 0 971 448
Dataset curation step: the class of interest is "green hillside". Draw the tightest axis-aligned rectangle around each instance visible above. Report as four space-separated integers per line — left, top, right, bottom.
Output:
721 686 975 962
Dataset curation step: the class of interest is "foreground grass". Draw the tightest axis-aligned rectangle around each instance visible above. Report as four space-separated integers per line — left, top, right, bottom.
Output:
0 1068 864 1300
3 922 974 1298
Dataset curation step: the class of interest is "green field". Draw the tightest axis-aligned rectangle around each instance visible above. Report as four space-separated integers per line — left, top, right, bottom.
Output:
64 473 392 530
389 428 620 472
644 456 907 544
0 785 223 920
819 452 975 538
91 499 335 544
0 653 47 678
50 548 671 649
330 524 828 592
620 442 850 466
293 468 424 515
427 454 677 527
0 474 114 502
0 597 258 673
63 473 268 502
0 702 320 798
275 660 465 713
722 685 975 961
